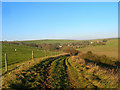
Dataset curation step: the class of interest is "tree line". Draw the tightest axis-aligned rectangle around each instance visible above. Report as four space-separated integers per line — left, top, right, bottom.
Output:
2 41 79 56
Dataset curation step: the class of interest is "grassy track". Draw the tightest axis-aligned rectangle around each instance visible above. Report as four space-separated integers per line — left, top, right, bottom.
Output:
2 55 70 89
66 56 118 88
3 57 58 89
48 55 70 88
2 54 118 89
66 57 95 88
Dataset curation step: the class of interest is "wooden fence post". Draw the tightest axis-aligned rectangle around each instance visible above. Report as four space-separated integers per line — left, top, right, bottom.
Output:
5 53 8 72
45 50 47 56
32 51 34 61
44 50 46 57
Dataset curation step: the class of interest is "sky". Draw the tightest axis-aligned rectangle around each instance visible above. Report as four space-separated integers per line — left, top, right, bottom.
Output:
1 0 119 2
2 2 118 41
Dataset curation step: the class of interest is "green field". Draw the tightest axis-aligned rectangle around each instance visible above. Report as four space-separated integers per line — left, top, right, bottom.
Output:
79 39 118 59
2 43 63 67
2 38 118 67
2 38 119 89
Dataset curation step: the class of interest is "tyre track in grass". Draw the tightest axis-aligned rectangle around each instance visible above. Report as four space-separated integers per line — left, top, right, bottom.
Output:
65 57 81 88
43 56 67 88
8 55 68 89
65 57 97 88
65 57 76 88
47 55 70 88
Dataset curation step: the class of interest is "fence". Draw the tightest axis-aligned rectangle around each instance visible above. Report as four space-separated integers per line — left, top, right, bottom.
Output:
4 50 58 73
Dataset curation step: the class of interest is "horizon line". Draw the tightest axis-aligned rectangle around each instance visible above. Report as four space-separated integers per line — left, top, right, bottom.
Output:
2 37 118 42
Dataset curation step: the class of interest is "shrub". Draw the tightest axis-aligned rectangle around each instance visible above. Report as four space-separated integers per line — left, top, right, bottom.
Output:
87 51 92 54
103 39 107 42
81 52 116 66
62 47 79 56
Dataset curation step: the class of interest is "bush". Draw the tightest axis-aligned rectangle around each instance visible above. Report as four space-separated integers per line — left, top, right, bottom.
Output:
62 47 79 56
81 52 116 66
38 43 60 51
103 39 107 42
87 51 92 54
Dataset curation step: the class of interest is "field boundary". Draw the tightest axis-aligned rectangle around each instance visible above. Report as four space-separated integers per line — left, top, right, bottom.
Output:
2 53 69 76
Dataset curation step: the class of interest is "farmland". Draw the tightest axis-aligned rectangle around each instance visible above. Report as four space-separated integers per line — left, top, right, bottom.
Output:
2 54 119 89
2 54 70 89
2 2 118 89
2 43 63 67
18 38 118 59
2 38 119 89
79 38 118 58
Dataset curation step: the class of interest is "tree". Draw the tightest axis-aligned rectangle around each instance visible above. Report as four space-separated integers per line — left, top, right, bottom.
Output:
62 47 79 56
103 39 107 42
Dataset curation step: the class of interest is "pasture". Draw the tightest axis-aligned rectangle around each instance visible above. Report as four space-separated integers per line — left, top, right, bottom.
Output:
2 38 119 89
79 39 118 59
2 43 63 67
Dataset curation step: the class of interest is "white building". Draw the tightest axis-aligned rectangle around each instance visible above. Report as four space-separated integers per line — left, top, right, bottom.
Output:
59 45 62 48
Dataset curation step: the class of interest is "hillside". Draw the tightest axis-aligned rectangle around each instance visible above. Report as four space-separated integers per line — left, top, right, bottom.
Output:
18 39 81 44
79 38 118 59
2 38 119 89
2 43 63 67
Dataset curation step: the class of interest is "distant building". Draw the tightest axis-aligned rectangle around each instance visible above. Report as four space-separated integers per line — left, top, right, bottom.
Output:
90 41 94 44
76 46 80 48
59 45 62 48
97 40 101 43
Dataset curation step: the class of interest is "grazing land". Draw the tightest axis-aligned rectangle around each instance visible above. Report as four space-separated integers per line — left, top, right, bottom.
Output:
79 38 118 59
2 43 63 67
2 38 119 89
20 38 118 59
2 2 118 89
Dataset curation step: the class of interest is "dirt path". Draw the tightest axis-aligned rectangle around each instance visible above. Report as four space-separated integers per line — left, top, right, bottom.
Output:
65 57 76 88
46 55 70 88
65 57 97 88
2 54 70 89
2 53 69 76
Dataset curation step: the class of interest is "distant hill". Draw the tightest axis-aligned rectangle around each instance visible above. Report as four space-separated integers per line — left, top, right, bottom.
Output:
4 37 118 44
17 39 82 44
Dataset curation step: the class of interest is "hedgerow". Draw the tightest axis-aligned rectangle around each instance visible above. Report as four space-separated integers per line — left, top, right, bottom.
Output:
80 51 116 67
